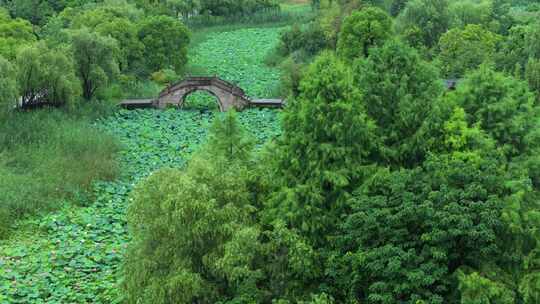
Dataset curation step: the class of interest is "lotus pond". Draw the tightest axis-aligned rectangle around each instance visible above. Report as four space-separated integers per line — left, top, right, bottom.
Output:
0 25 285 304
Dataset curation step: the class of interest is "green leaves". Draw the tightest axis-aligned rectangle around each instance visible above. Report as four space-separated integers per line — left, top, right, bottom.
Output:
122 110 265 303
438 24 501 77
0 9 36 60
204 110 255 162
188 27 283 98
336 153 507 303
337 7 393 60
0 107 280 303
70 28 120 100
352 39 444 168
446 65 539 157
0 56 17 112
396 0 451 49
138 15 190 75
0 181 130 303
16 42 79 107
266 52 376 245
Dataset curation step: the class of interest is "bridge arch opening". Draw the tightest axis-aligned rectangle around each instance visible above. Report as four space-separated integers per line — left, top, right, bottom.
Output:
181 89 221 111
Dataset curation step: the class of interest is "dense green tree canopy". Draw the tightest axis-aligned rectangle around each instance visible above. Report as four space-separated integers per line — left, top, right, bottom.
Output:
167 0 201 18
0 0 104 24
337 148 507 303
264 52 377 244
204 110 254 162
278 23 328 58
0 8 36 59
491 0 514 34
438 24 501 77
3 0 540 302
198 0 278 16
497 23 540 74
396 0 450 49
135 0 277 17
353 39 444 167
16 43 79 107
123 166 262 303
390 0 409 16
526 58 540 99
137 15 190 75
70 7 144 73
70 28 119 100
337 6 392 60
0 0 54 25
446 65 539 157
448 0 494 29
123 110 264 303
457 271 515 304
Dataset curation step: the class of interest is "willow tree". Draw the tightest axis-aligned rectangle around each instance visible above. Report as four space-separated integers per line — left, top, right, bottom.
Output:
70 28 119 101
16 43 80 107
0 8 36 60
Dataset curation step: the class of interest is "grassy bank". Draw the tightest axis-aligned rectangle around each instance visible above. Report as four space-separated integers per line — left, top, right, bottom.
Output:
0 106 120 238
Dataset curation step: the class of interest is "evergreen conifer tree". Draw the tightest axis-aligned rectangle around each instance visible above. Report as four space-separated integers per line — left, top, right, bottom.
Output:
353 39 444 167
264 52 377 246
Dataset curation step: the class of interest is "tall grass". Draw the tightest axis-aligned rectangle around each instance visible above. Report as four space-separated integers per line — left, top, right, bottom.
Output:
185 6 315 29
117 79 164 99
0 105 120 238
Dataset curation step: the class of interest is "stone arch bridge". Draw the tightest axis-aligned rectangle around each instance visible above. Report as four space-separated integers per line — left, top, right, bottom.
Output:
120 76 283 111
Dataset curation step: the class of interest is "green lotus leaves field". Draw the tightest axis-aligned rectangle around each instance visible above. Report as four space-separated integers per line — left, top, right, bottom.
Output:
0 26 283 303
188 27 283 98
